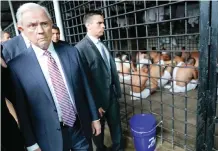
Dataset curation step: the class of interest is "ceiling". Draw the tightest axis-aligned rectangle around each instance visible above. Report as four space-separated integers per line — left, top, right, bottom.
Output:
1 1 38 30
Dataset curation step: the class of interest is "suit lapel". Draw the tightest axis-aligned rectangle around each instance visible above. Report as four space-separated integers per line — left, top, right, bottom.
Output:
85 35 110 73
53 43 71 82
17 35 27 50
26 47 54 106
109 55 117 73
54 43 75 99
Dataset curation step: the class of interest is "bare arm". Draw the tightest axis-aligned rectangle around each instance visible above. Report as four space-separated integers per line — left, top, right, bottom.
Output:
140 72 149 81
192 69 198 79
131 62 136 72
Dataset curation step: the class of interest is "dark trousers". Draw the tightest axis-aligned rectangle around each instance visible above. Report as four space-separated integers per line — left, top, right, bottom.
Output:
62 117 93 151
1 114 26 151
93 99 124 151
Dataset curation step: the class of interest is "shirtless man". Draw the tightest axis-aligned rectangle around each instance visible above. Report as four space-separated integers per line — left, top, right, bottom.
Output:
115 53 122 71
120 54 131 74
130 64 158 100
181 47 199 67
149 49 172 87
170 58 198 92
119 53 132 80
136 50 151 69
171 52 185 87
174 52 184 64
161 48 171 61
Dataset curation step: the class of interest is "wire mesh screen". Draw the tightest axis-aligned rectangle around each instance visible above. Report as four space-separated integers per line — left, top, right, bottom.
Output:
3 23 16 38
60 1 94 44
60 0 200 150
40 1 56 24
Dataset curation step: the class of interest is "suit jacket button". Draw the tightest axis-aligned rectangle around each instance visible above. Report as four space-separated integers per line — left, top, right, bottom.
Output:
57 128 61 131
54 109 57 112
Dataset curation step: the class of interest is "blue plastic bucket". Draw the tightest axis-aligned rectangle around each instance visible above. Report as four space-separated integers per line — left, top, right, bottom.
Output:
129 114 156 151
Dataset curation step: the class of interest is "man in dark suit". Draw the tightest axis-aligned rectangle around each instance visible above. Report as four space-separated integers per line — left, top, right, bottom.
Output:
52 24 69 45
1 31 31 63
75 11 124 151
0 31 11 43
8 3 101 151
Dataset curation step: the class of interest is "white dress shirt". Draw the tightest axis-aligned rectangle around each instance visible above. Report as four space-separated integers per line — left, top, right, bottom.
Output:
87 33 110 66
27 42 76 151
21 33 31 48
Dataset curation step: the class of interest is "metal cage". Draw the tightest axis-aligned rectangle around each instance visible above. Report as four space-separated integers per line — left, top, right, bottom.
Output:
40 1 56 24
3 23 16 38
59 0 217 150
1 0 217 150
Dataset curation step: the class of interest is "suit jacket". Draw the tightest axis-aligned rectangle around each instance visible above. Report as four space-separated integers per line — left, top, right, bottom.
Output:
2 34 27 63
75 35 121 110
55 40 70 45
8 42 98 151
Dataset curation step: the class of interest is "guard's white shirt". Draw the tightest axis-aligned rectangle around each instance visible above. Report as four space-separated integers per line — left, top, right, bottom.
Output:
87 33 110 65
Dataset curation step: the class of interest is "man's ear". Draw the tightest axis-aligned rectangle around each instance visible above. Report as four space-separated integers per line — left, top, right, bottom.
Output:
17 26 23 32
85 23 91 30
17 23 23 32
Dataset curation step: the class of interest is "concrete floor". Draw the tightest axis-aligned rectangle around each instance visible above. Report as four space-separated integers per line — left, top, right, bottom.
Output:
98 80 214 150
119 82 198 150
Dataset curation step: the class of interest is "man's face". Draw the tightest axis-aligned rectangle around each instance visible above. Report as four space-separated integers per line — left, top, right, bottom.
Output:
162 54 170 61
18 9 52 50
150 51 157 59
182 52 190 60
141 65 148 73
3 33 10 42
86 15 105 38
52 29 60 43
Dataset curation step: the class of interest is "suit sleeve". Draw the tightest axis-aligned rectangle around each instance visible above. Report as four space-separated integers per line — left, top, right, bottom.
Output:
9 68 37 147
111 58 122 98
1 43 11 63
74 48 99 121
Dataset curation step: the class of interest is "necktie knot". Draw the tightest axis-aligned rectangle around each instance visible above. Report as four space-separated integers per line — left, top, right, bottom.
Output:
43 50 51 57
44 50 55 63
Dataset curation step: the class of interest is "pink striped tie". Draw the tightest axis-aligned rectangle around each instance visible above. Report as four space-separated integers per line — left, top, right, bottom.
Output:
44 50 76 127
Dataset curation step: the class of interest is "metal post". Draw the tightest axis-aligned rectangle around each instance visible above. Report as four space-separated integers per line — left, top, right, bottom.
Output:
8 0 19 36
206 1 218 150
103 0 111 50
53 0 65 41
196 1 211 150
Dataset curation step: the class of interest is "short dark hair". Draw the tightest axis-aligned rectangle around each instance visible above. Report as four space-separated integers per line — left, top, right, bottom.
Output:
138 48 147 54
152 47 156 50
141 64 149 70
174 52 182 57
83 10 103 24
187 57 196 65
52 24 60 32
0 31 10 39
182 46 186 50
163 51 172 60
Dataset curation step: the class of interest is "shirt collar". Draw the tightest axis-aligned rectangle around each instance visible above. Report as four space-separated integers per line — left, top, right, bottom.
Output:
32 42 54 58
21 33 31 48
87 33 100 44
